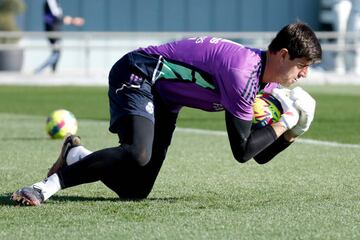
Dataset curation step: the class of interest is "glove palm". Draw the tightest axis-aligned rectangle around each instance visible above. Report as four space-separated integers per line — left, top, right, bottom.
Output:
271 88 299 130
289 87 316 136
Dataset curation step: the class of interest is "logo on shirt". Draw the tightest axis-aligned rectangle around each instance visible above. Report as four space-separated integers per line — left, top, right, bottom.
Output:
146 102 154 114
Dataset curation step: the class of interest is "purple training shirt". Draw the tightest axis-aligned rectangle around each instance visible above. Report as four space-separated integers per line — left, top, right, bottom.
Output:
140 37 279 121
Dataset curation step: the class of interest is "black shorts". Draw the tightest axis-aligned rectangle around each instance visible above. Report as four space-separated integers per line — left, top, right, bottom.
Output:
108 54 155 133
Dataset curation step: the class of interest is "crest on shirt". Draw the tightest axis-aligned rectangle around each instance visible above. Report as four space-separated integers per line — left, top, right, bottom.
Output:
146 102 154 114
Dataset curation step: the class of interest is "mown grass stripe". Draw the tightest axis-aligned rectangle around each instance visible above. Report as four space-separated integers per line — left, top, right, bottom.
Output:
176 127 360 149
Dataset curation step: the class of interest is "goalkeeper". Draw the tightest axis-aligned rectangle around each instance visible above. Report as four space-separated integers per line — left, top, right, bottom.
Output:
12 22 321 206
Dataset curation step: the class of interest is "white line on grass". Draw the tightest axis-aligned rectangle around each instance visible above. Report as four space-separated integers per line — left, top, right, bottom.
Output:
176 127 360 149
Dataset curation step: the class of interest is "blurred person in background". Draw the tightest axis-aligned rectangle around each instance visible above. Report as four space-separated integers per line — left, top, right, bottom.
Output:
332 0 352 74
347 0 360 74
319 0 360 74
35 0 84 74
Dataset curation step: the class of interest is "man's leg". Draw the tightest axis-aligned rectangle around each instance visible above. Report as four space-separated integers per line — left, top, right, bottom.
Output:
51 49 61 72
11 115 154 206
48 103 177 201
102 95 179 199
57 115 154 190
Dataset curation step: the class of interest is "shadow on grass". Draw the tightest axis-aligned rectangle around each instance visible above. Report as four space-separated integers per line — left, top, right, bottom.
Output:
0 193 183 206
51 195 183 203
51 195 119 202
0 193 14 206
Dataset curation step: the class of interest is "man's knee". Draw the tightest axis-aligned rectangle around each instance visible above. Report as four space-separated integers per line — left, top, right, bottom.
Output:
117 185 152 200
128 146 152 167
118 192 150 200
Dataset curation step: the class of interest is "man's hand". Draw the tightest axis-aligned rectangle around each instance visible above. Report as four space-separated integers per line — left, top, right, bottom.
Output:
63 16 85 26
271 88 300 130
289 87 316 136
72 17 85 26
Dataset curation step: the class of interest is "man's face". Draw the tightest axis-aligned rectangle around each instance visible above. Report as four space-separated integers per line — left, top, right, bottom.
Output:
271 49 311 87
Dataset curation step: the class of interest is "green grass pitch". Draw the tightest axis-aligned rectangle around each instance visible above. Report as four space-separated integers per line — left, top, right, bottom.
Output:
0 85 360 239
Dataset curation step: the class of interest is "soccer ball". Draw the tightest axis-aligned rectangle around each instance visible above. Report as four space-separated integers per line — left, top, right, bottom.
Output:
45 109 78 139
252 93 283 129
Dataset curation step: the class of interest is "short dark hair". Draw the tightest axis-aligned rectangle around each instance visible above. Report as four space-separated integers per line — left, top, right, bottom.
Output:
268 23 322 64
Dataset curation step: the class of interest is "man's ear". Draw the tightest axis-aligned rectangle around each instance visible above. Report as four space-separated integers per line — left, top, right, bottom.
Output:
278 48 289 62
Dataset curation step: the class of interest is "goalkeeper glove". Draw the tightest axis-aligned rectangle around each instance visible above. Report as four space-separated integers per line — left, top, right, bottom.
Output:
271 88 300 130
289 87 316 136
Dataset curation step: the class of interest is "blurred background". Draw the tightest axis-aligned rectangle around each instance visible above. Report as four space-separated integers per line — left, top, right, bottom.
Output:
1 0 360 85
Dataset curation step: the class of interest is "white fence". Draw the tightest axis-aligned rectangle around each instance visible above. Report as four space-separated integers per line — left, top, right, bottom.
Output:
1 31 360 84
